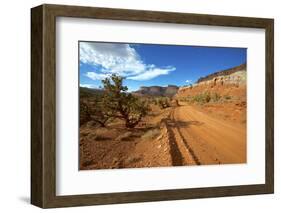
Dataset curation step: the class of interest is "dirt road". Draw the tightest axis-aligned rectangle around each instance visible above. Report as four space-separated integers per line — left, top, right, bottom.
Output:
164 104 246 165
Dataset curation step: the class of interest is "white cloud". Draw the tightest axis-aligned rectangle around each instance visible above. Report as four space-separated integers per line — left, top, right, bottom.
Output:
128 67 175 81
80 42 175 81
79 84 97 89
85 72 109 80
185 79 192 83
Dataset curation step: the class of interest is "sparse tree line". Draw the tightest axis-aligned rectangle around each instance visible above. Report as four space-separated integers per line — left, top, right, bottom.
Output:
80 74 150 128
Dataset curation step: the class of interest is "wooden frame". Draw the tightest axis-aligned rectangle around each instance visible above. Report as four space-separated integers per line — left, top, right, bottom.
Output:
31 4 274 208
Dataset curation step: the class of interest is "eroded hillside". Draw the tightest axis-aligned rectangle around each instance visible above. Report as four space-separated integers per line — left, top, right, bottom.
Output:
176 63 246 101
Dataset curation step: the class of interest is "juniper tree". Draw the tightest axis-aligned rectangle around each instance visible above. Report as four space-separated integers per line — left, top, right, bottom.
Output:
102 74 149 128
80 98 111 127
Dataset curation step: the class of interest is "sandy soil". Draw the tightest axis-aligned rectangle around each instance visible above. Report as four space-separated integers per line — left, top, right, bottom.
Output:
79 106 174 170
80 102 246 170
166 103 246 165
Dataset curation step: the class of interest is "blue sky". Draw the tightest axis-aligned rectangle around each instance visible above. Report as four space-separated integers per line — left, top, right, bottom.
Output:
79 41 246 92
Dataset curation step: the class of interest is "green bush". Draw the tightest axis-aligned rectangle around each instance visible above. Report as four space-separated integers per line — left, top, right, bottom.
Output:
102 74 150 128
191 92 221 104
155 97 171 109
79 98 111 127
192 92 211 104
80 74 150 129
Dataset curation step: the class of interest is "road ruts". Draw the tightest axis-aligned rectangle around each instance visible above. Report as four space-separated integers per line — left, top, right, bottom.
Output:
170 104 246 165
164 109 200 166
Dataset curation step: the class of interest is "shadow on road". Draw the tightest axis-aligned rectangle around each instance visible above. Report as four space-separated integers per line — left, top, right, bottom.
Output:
162 116 202 166
165 122 184 166
166 119 204 128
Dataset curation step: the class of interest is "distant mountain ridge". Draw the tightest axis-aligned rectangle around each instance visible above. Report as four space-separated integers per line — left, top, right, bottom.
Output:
80 85 179 97
133 85 179 97
80 87 104 98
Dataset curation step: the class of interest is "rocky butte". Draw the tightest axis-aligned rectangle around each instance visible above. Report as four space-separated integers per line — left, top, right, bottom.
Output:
133 85 179 97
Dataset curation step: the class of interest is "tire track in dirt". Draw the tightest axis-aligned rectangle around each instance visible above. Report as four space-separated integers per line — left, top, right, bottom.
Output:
172 104 246 164
170 109 201 165
163 109 200 166
162 120 184 166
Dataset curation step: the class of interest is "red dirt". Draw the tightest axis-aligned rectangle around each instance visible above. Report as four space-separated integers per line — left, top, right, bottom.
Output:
80 99 246 169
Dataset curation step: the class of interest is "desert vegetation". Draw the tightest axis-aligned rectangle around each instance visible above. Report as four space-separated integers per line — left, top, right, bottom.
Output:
154 97 171 109
80 74 150 128
179 92 223 104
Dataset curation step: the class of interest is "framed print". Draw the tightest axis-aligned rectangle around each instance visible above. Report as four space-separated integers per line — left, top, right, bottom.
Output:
31 4 274 208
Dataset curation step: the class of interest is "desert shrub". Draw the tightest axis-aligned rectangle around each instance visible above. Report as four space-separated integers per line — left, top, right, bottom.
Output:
79 98 112 127
80 101 91 126
156 97 171 109
146 97 156 105
191 92 223 104
102 74 150 128
180 96 193 103
205 93 211 102
179 97 185 102
224 95 232 100
211 93 221 102
141 128 160 140
192 92 211 104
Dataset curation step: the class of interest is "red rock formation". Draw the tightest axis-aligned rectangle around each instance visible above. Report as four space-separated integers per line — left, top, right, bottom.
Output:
176 64 246 100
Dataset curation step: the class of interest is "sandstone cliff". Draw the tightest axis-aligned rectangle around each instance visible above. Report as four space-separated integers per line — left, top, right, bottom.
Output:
176 64 246 100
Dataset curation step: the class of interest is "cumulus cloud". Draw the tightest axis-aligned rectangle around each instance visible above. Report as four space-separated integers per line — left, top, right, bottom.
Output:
80 42 175 81
79 84 97 89
85 72 109 80
128 67 175 81
185 79 192 83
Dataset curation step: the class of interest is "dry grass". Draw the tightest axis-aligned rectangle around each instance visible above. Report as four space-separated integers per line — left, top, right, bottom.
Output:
141 128 161 140
116 132 133 141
